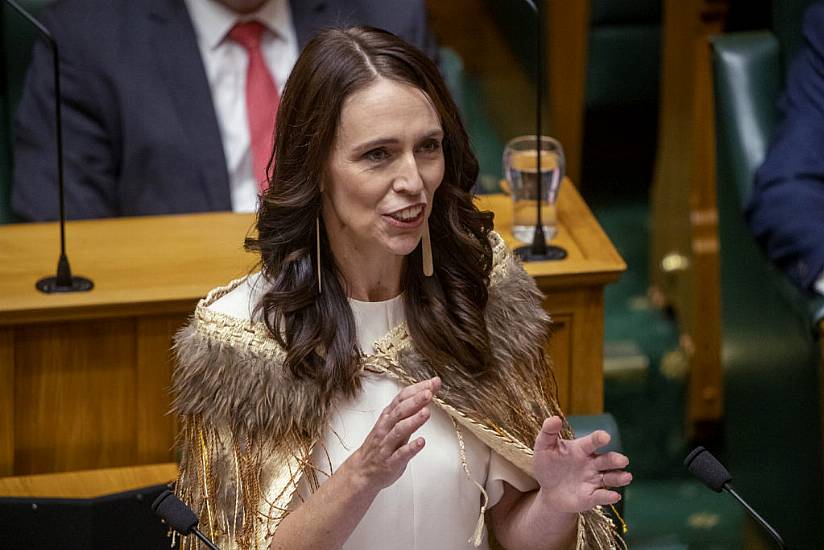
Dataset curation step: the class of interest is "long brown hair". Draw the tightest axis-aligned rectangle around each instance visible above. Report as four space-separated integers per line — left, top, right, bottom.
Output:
245 27 494 397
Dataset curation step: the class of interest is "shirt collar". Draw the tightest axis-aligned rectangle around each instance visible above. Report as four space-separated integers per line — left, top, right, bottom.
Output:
185 0 293 51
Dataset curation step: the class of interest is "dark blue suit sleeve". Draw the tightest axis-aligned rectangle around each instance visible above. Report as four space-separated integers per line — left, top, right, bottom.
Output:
12 5 120 221
746 2 824 290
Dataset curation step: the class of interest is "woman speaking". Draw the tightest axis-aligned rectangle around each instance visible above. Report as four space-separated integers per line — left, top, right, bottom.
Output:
171 26 631 550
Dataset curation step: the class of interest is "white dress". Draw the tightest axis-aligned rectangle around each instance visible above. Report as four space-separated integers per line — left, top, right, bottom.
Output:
210 276 538 549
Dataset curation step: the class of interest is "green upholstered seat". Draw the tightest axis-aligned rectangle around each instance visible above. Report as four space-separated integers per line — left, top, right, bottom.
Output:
585 0 661 110
711 31 824 547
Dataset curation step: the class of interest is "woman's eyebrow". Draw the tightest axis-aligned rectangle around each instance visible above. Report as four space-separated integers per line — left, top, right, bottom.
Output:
353 137 398 152
352 129 443 153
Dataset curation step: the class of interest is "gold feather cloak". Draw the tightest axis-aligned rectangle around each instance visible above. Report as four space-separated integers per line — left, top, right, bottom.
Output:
170 233 622 549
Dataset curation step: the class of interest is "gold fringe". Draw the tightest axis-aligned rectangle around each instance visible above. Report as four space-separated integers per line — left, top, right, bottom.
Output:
451 417 490 547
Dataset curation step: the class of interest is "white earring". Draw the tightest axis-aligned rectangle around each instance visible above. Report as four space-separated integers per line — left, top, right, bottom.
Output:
422 219 433 277
316 216 323 294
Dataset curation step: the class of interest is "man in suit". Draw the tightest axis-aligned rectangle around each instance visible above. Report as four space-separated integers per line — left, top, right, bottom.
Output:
12 0 437 220
746 1 824 296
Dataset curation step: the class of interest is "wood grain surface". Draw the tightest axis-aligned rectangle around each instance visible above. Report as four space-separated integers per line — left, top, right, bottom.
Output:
0 462 178 498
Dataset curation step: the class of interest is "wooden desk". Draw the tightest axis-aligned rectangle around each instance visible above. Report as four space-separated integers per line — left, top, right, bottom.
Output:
0 462 177 498
477 182 625 415
0 181 623 477
0 213 259 477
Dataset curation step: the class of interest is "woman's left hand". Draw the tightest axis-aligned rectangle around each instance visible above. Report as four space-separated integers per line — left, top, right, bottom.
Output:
531 416 632 514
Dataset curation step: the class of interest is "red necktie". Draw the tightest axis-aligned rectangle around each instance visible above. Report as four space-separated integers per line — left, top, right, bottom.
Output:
228 21 279 193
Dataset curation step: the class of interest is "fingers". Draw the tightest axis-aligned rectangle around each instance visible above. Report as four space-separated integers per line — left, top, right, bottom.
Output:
387 377 441 410
383 405 431 452
593 451 629 472
389 437 426 466
600 470 633 489
589 488 622 507
373 377 439 454
580 429 611 456
534 416 563 452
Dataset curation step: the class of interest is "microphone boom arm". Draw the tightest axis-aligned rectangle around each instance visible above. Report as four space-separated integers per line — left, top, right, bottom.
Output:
4 0 93 292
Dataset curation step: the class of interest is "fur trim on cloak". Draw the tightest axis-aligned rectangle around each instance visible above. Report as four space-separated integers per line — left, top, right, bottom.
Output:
170 232 622 549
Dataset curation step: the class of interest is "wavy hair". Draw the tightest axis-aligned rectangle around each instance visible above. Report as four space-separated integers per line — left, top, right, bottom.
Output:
245 27 494 398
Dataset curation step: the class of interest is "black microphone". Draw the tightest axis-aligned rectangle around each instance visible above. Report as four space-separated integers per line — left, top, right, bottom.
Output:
513 0 566 262
4 0 93 293
152 489 222 550
684 447 786 549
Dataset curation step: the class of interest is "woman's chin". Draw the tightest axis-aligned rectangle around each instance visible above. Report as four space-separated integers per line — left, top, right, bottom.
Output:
382 235 422 258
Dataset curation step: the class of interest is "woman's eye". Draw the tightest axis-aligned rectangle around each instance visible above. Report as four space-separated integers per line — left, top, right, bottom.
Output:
364 148 389 162
419 139 441 154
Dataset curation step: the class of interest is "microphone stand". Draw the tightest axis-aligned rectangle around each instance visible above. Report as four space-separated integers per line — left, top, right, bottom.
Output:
723 483 786 549
5 0 93 293
514 0 566 262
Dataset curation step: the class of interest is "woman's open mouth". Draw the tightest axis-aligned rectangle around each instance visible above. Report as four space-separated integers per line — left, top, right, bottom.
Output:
384 204 426 228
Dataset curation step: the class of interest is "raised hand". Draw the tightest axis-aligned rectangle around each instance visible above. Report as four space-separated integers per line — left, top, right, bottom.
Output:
344 376 441 492
532 416 632 514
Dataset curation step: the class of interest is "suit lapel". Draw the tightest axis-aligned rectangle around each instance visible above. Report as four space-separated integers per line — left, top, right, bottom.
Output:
148 0 231 211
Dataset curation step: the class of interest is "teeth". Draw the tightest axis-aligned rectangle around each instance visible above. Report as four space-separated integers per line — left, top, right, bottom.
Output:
390 205 423 221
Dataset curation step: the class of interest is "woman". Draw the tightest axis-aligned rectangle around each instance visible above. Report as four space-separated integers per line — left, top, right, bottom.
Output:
171 26 631 550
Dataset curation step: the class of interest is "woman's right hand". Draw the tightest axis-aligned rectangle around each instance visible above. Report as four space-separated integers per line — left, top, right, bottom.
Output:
342 376 441 493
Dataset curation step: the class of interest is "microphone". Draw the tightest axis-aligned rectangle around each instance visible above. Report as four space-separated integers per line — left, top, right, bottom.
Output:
152 489 222 550
4 0 93 293
513 0 566 262
684 447 786 549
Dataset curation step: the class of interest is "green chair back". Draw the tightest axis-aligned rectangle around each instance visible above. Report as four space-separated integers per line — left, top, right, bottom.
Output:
711 31 824 548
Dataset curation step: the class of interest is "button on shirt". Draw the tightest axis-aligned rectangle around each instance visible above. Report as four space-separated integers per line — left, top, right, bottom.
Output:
185 0 299 212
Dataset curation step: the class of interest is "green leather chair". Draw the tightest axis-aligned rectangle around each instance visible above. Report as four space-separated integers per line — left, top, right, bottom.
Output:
711 32 824 547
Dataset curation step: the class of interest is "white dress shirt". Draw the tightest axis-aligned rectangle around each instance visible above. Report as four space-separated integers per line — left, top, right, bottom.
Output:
184 0 299 212
815 271 824 295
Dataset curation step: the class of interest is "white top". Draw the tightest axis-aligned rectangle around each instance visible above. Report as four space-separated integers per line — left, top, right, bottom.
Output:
184 0 299 213
815 271 824 296
209 275 538 549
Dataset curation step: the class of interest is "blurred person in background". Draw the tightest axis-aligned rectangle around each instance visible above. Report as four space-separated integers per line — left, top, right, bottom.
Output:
747 1 824 296
12 0 437 220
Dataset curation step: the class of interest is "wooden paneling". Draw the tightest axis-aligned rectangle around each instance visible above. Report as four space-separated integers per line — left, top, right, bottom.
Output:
0 328 14 476
0 462 178 498
543 288 605 415
649 0 727 433
14 319 137 474
547 0 590 186
546 313 572 411
136 315 187 464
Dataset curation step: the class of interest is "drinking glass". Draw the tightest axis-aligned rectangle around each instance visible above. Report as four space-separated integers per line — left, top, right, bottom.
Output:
502 135 565 243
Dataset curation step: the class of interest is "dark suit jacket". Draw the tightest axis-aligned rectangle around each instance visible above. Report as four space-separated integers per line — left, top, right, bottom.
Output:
746 2 824 291
12 0 437 221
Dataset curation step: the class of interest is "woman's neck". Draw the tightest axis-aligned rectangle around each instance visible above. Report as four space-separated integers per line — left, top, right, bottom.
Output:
330 245 404 302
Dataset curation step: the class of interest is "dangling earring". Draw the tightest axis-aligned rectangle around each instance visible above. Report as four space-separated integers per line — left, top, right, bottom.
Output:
316 216 323 294
422 218 433 277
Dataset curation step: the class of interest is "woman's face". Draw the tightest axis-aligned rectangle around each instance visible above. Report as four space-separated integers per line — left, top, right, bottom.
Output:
322 78 445 260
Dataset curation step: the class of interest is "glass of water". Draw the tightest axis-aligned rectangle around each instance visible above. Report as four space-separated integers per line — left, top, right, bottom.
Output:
503 135 565 243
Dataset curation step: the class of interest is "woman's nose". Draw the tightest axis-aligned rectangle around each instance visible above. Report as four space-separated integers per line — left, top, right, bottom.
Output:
392 153 425 194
